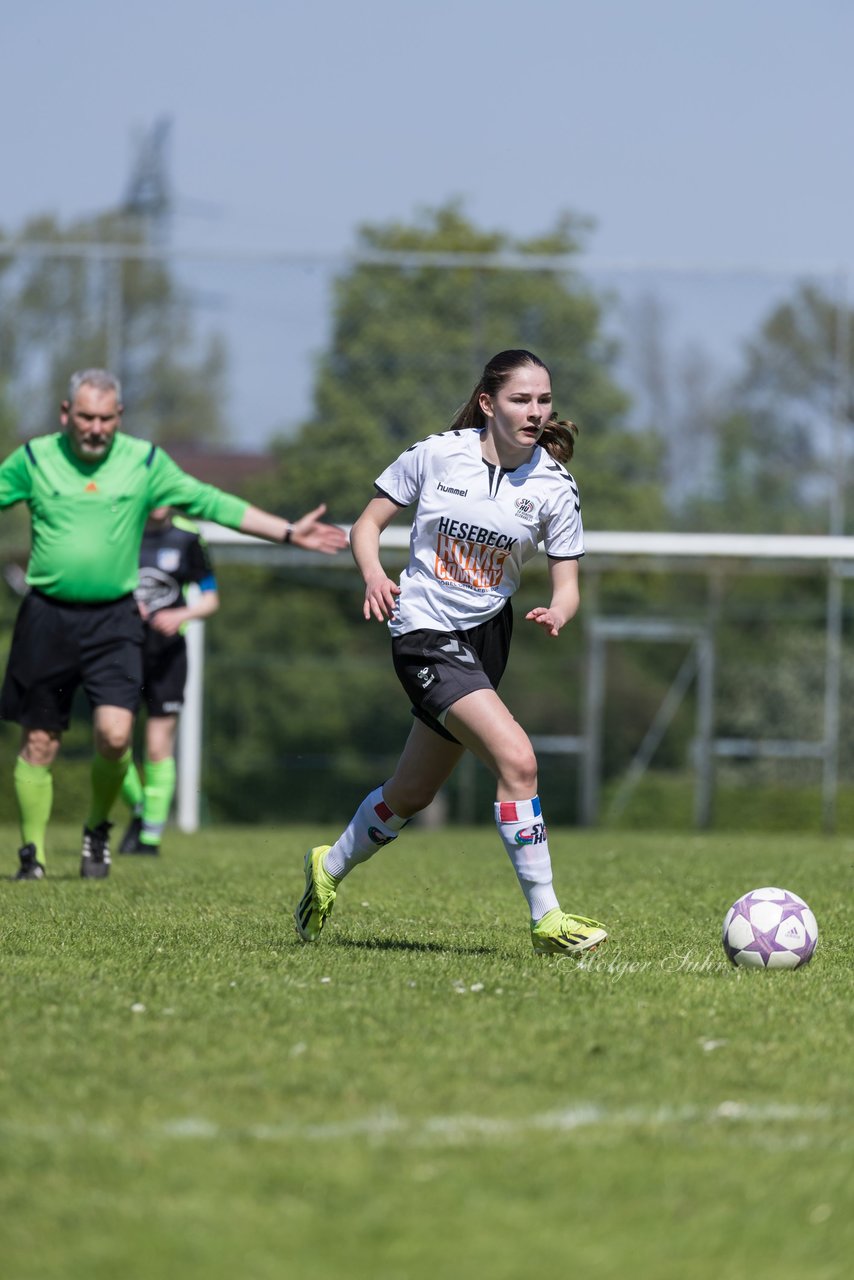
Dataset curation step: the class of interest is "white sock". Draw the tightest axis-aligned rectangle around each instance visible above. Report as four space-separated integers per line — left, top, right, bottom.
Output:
493 796 559 922
324 786 408 881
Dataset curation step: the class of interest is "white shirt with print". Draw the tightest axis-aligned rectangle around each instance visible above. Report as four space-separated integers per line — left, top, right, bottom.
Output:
375 427 584 636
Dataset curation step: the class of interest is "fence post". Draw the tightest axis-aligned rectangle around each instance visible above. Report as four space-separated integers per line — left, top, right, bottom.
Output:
176 613 204 833
580 626 605 826
694 631 716 829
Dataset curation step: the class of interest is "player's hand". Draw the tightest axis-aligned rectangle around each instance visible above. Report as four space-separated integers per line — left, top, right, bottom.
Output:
363 572 401 622
150 608 187 637
525 606 566 638
289 504 349 555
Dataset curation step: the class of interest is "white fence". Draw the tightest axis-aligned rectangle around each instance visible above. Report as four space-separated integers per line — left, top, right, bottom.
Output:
174 527 854 832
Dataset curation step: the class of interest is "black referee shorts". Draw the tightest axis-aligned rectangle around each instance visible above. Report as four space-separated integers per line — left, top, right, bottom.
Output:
0 590 145 731
391 601 513 744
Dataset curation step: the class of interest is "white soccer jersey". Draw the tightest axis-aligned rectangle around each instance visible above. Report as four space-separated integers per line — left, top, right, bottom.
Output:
375 428 584 636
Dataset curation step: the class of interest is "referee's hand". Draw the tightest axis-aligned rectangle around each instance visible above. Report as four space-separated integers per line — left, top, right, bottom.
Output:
289 505 349 555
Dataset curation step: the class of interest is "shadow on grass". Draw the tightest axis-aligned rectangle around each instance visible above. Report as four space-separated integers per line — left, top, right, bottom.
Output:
336 936 498 956
4 872 87 883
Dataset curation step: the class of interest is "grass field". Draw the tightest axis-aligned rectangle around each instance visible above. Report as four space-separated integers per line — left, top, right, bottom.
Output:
1 822 852 1280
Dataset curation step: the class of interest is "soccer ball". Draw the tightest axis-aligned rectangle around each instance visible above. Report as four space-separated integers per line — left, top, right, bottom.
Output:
722 887 818 969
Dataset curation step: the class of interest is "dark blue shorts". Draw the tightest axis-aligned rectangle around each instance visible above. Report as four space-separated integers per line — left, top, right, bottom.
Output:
141 630 188 717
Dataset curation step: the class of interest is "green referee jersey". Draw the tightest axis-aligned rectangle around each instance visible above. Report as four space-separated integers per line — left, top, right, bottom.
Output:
0 432 249 603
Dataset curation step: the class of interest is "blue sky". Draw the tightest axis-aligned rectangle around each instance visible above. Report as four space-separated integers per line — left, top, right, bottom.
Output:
3 0 853 442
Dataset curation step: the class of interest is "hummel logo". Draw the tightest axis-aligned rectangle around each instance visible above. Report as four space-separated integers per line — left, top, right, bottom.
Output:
439 639 476 664
417 666 436 688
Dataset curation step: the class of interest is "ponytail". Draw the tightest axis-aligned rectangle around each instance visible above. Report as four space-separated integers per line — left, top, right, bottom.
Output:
449 387 487 433
539 415 578 465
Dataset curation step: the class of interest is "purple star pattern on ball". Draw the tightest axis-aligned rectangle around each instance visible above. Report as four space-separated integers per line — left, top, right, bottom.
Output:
722 887 818 969
739 926 780 964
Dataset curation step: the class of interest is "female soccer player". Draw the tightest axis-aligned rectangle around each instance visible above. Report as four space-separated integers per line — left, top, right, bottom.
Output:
295 349 607 955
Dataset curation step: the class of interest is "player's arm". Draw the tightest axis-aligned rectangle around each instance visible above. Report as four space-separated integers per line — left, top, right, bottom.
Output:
147 450 347 555
0 444 35 510
192 587 221 619
525 557 580 638
147 588 220 637
239 503 348 555
351 495 403 622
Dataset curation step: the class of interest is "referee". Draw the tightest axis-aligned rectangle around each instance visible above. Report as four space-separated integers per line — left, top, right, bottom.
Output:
0 368 347 880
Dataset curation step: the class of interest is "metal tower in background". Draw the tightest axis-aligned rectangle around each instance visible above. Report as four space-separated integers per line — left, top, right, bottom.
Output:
122 117 173 244
105 118 174 382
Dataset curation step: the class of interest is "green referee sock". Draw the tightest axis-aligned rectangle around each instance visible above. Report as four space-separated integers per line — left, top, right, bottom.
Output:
14 757 53 867
121 761 145 814
141 756 176 846
87 749 132 829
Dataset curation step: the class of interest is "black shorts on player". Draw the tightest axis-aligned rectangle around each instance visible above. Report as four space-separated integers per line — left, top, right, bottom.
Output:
140 632 188 717
0 589 144 730
391 600 513 743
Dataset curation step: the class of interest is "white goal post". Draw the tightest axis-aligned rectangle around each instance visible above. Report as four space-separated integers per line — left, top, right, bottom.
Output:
174 528 854 832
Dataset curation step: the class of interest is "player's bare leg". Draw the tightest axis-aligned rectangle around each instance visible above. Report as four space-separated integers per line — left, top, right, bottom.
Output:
446 689 607 954
296 722 464 942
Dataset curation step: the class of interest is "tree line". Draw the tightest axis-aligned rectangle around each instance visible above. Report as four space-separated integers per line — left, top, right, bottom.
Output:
1 202 853 826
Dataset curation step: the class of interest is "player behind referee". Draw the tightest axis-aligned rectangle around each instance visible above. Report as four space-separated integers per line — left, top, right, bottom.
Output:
118 506 220 856
0 368 347 880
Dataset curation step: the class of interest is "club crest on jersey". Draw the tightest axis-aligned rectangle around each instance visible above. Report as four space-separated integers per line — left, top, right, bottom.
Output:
157 549 181 572
514 497 536 520
514 822 547 847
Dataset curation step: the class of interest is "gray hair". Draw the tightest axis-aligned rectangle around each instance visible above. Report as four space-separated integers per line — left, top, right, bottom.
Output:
67 368 122 405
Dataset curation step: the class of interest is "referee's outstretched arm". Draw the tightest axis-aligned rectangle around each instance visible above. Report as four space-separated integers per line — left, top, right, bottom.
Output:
239 502 348 555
